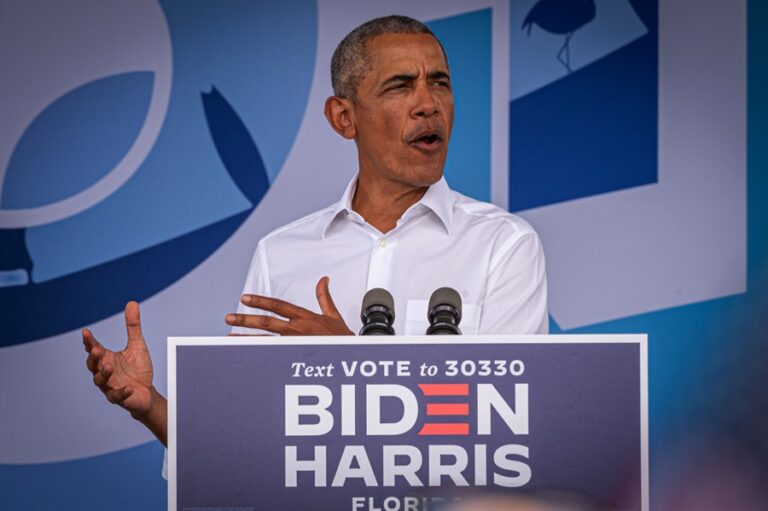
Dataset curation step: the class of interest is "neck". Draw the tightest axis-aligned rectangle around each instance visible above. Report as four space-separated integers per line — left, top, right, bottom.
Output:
351 171 431 234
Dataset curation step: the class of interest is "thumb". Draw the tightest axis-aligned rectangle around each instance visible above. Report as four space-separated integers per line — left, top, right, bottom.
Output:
124 301 147 349
316 277 342 319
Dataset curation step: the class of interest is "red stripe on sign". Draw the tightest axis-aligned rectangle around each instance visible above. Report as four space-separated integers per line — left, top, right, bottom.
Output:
418 423 470 435
418 383 469 396
427 403 469 416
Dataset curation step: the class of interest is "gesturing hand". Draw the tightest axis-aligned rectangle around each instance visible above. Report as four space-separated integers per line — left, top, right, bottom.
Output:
225 277 354 336
82 301 155 420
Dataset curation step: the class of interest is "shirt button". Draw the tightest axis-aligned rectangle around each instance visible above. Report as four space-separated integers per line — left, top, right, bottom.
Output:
379 240 387 248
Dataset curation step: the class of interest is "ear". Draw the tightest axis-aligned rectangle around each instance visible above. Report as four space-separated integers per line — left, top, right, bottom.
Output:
324 96 357 140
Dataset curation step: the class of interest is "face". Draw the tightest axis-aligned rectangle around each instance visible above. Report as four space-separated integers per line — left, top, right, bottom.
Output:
350 33 454 188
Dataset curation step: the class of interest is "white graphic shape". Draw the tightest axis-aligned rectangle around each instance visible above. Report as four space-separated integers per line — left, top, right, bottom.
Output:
0 0 505 464
518 0 747 328
0 0 172 228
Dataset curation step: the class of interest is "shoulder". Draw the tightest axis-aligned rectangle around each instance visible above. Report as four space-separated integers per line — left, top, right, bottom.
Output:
258 202 338 249
447 189 545 272
450 189 539 240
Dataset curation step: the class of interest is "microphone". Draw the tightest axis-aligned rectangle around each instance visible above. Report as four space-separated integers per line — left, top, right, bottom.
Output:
359 288 395 335
426 287 462 335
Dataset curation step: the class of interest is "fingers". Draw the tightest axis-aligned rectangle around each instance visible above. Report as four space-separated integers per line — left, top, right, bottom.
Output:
239 294 310 319
86 353 99 373
315 276 342 319
124 301 146 349
105 386 133 404
93 364 113 387
94 366 133 404
225 313 290 334
89 361 133 404
82 328 102 353
83 329 107 374
230 284 345 336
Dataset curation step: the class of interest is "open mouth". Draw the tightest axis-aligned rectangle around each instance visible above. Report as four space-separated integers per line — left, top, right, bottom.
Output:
409 131 444 151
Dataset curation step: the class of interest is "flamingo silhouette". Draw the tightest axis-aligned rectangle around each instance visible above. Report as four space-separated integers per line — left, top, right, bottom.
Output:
522 0 597 73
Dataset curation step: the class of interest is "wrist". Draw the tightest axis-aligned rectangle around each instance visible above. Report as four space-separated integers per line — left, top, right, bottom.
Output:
133 385 168 446
132 385 164 422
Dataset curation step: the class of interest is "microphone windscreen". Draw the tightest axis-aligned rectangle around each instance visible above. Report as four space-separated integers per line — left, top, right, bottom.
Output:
428 287 462 314
362 288 395 317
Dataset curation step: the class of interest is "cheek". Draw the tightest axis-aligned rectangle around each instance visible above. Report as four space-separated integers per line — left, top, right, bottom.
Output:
380 107 402 136
443 99 455 129
373 113 403 154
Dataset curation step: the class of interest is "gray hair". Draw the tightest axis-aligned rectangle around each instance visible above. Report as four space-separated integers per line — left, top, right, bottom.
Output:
330 15 448 100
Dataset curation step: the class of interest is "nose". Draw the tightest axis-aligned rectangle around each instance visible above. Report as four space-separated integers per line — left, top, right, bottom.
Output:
411 81 439 118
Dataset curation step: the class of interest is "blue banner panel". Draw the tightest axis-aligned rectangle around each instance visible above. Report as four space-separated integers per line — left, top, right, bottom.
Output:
509 0 658 210
171 337 647 511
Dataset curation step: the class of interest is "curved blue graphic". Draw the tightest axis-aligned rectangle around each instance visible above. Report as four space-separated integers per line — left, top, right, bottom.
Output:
0 442 167 511
0 88 269 346
0 0 317 344
24 0 316 284
201 87 270 206
1 72 154 210
0 229 32 286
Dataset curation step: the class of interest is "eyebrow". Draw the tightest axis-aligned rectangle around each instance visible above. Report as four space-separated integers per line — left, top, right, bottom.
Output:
379 70 451 89
428 71 451 82
380 73 417 88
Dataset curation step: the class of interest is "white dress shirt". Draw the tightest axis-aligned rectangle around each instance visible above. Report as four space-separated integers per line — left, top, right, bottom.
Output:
232 176 548 335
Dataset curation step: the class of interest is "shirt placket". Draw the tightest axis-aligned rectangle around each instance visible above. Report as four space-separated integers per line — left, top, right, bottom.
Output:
365 233 397 292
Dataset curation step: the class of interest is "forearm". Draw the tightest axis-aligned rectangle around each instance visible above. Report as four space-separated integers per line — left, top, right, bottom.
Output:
133 386 168 446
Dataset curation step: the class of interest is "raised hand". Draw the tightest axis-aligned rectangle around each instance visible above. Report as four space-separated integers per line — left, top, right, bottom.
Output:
83 301 155 419
225 277 354 336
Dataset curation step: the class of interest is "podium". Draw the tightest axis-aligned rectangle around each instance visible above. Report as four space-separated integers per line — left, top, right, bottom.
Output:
168 335 648 511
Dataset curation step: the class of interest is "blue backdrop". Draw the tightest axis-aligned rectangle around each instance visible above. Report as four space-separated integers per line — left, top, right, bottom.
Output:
0 0 764 509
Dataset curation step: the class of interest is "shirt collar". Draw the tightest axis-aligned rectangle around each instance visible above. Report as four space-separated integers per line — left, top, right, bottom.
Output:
322 174 454 238
322 176 358 239
417 176 454 235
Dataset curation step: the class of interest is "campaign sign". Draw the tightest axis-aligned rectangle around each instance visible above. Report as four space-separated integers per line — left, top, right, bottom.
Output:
168 336 648 511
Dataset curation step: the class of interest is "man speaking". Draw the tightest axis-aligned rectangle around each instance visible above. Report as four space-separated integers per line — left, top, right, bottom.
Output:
82 15 547 451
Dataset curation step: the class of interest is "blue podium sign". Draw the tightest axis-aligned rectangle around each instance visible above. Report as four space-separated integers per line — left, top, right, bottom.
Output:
169 336 647 511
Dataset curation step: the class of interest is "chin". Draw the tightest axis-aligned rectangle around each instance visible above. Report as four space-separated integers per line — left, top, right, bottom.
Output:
401 159 445 187
416 165 445 186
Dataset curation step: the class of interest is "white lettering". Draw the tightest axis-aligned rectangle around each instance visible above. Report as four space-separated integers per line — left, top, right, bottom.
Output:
366 385 418 435
428 445 469 486
474 444 487 486
382 445 423 487
342 360 358 376
360 361 377 377
285 445 326 487
341 361 411 377
493 444 531 487
341 384 355 436
477 383 528 435
332 446 378 487
285 385 334 436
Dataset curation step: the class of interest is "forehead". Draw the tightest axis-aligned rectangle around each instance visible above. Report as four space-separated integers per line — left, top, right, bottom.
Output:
364 33 448 77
